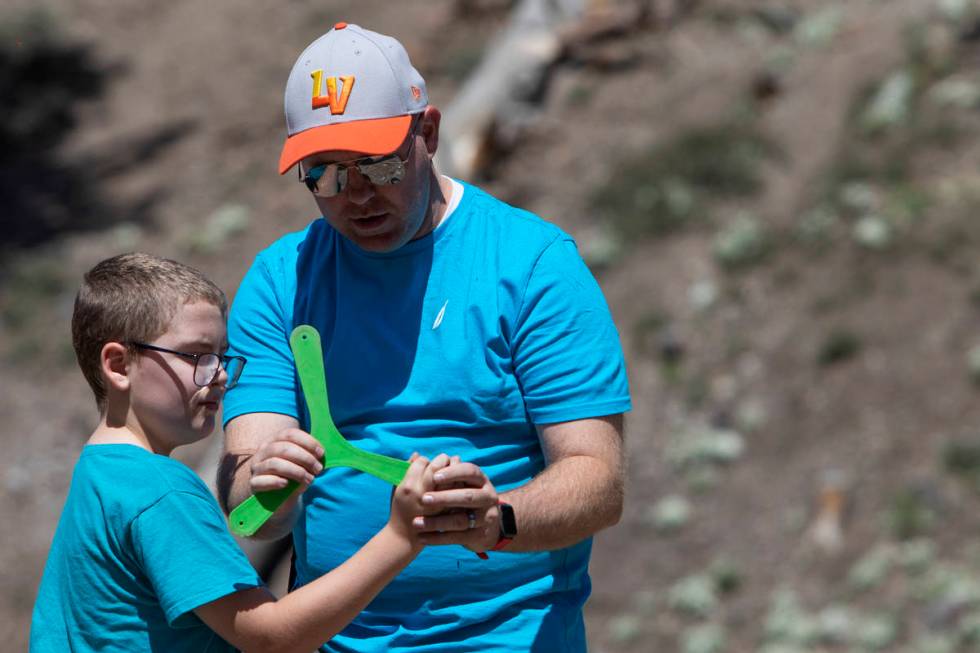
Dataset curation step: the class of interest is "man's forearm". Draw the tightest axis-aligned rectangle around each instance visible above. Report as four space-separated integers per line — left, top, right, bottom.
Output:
217 413 311 541
417 414 626 553
499 454 623 552
217 450 301 541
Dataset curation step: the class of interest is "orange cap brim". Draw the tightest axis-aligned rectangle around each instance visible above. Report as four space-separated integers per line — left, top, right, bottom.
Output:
278 115 413 175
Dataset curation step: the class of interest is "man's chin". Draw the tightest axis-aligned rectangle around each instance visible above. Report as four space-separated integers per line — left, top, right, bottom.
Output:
347 230 407 253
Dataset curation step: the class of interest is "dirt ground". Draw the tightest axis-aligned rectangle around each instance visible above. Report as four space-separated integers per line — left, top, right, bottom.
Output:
6 0 980 651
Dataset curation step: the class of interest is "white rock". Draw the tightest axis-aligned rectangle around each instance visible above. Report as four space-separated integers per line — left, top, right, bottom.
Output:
967 345 980 383
861 70 914 133
683 623 726 653
929 77 980 109
688 280 719 312
650 494 692 531
853 215 892 250
668 574 718 617
794 7 843 47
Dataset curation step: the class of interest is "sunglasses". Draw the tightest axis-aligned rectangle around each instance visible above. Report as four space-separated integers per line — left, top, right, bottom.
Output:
299 118 420 198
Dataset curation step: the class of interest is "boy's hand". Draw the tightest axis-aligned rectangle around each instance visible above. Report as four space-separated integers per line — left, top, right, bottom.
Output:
248 427 324 493
389 453 451 544
412 458 501 554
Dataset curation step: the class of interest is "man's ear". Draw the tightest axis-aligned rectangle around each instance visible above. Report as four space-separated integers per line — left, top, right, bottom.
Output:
420 105 441 157
100 342 132 393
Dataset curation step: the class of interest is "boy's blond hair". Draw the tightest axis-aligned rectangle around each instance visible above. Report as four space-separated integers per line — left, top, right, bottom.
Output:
72 252 227 412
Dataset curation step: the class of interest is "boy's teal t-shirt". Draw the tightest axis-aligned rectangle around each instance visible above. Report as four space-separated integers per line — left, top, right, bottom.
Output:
30 444 262 652
224 181 632 651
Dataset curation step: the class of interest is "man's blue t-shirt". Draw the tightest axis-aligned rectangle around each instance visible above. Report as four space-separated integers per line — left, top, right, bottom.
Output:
31 444 263 652
224 181 631 651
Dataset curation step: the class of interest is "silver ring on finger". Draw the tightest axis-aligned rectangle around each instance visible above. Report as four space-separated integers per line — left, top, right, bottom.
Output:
467 510 477 530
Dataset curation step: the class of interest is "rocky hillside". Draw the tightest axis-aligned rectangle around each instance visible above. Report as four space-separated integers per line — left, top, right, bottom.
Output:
4 1 980 651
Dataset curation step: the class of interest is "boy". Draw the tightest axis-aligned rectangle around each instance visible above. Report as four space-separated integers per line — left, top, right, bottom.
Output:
31 252 444 652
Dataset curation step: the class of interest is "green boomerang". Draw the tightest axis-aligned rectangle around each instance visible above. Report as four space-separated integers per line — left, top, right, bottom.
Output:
228 325 410 537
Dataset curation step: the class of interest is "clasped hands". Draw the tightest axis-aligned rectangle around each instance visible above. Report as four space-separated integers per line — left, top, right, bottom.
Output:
248 428 502 554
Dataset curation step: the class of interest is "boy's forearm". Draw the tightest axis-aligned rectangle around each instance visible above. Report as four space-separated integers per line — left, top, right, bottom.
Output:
200 526 420 653
269 526 420 649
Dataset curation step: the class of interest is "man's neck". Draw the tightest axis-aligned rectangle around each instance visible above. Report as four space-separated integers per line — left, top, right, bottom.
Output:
416 167 452 238
430 172 453 231
404 166 453 246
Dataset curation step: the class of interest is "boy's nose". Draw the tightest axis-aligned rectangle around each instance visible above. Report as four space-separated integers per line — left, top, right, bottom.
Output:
212 363 229 387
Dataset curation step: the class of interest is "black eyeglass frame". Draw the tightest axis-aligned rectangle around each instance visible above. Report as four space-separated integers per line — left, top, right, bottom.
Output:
298 114 423 197
129 342 247 389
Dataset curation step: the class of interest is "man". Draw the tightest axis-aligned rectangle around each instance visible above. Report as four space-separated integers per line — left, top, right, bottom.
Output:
218 22 631 652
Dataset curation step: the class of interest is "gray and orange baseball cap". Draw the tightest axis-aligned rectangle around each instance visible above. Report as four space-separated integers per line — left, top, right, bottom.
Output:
278 22 428 174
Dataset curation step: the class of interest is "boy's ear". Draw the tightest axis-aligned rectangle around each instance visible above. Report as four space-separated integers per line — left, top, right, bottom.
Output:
100 342 132 392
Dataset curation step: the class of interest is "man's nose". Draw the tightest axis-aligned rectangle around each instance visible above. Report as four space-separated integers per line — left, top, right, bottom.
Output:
343 167 375 205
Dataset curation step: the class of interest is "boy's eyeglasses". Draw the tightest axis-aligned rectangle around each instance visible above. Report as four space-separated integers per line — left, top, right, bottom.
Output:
130 342 247 389
299 118 420 198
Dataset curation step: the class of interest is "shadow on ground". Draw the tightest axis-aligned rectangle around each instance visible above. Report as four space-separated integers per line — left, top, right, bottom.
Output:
0 11 194 260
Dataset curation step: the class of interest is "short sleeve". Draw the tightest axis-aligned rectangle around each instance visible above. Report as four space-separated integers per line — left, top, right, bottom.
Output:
511 237 632 424
224 253 299 425
131 491 263 627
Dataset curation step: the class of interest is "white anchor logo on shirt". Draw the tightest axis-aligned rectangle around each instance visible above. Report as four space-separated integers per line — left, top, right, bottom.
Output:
432 300 449 330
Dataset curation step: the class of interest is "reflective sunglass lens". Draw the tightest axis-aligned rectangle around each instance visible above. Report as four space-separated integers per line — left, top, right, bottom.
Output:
307 165 344 198
303 153 406 197
303 166 322 193
360 159 405 186
333 168 347 196
307 165 326 182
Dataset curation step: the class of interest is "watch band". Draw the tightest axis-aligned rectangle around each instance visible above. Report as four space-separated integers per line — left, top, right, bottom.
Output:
491 536 513 551
476 501 516 560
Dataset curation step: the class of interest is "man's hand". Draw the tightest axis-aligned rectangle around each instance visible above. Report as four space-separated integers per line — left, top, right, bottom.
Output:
413 458 501 553
248 427 325 494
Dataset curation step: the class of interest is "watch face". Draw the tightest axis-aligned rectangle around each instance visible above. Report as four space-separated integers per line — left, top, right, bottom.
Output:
499 502 517 538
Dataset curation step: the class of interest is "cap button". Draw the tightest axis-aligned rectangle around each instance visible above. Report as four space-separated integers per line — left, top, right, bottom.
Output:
334 22 348 30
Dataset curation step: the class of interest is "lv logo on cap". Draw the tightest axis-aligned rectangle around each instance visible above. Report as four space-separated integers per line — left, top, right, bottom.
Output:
310 70 354 114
